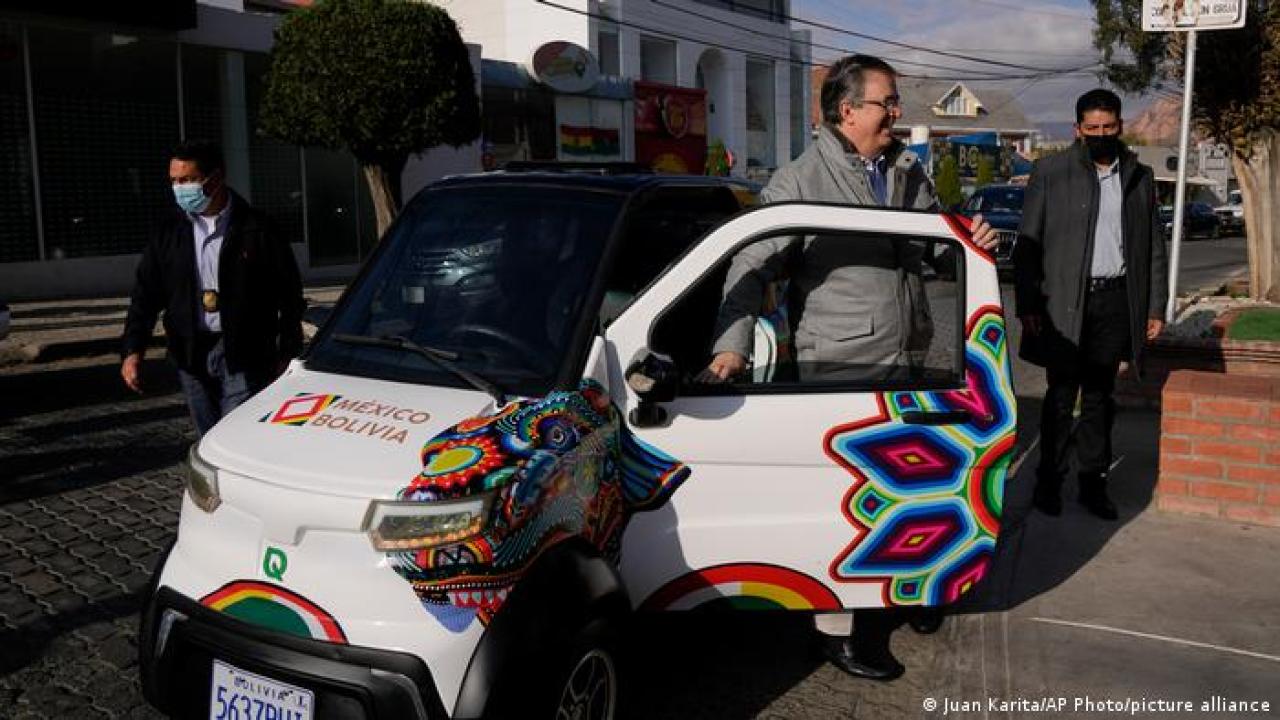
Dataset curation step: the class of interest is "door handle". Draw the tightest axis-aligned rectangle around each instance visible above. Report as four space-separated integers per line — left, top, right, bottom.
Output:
900 409 972 425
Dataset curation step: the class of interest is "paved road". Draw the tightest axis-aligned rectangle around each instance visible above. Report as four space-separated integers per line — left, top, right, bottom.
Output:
1171 234 1247 294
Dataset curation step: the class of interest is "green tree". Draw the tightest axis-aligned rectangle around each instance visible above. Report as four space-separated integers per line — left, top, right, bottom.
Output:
1093 0 1280 300
935 154 964 209
259 0 480 237
975 154 996 189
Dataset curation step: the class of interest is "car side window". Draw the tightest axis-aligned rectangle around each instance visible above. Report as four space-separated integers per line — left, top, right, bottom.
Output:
650 230 966 393
600 186 743 326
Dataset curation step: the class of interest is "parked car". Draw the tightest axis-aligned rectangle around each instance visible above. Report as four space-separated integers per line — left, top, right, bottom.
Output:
0 302 9 341
139 170 1016 720
1215 189 1244 236
1160 201 1220 240
959 183 1022 274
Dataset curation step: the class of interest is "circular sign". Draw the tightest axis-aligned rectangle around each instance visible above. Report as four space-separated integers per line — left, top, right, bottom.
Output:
530 41 600 94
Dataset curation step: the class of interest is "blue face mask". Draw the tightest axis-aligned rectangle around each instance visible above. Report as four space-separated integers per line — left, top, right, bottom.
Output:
173 181 212 214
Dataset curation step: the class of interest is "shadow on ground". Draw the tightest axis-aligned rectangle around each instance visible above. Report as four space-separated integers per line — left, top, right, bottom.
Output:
958 394 1162 615
620 612 826 719
0 357 180 420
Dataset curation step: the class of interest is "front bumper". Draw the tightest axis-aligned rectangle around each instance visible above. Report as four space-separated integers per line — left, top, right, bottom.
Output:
140 586 449 719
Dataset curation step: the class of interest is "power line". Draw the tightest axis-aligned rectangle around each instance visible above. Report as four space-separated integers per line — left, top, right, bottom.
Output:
760 3 1070 72
956 0 1093 20
538 0 1097 82
648 0 1086 78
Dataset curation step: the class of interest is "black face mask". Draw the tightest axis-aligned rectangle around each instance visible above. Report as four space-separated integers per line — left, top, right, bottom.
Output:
1084 134 1121 162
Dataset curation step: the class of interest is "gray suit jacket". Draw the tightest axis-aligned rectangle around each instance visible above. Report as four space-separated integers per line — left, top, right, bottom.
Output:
711 126 939 378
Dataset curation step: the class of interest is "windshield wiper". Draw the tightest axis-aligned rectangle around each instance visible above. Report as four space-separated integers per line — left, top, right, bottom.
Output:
331 333 506 405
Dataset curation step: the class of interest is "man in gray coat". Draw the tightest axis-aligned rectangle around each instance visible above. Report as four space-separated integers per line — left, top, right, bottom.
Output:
700 55 995 384
1014 89 1167 520
698 54 997 682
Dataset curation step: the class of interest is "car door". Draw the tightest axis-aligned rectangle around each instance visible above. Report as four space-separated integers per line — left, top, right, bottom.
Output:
602 203 1016 613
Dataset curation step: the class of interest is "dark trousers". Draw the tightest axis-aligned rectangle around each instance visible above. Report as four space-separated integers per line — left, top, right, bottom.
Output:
1037 284 1131 489
177 334 269 438
850 608 898 660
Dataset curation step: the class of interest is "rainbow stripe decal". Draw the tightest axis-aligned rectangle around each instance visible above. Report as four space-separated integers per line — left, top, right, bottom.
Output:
201 581 348 644
640 563 842 612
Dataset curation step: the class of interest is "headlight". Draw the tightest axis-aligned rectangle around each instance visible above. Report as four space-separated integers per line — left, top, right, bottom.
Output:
186 445 221 513
364 493 493 551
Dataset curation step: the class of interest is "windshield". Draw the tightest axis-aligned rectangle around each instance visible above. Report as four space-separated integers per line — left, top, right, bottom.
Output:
308 185 625 396
971 187 1023 214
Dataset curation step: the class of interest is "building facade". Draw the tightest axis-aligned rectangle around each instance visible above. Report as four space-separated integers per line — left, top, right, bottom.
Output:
0 0 478 300
445 0 812 179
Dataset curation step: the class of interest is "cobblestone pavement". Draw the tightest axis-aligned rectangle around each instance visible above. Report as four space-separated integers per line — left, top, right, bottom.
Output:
1 356 188 719
0 355 931 718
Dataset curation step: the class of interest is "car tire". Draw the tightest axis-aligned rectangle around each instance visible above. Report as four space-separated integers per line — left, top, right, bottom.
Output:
549 619 619 720
485 616 621 720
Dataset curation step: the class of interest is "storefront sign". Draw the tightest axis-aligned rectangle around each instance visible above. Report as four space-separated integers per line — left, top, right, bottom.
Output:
634 81 708 174
530 41 600 94
930 140 1015 179
1142 0 1247 31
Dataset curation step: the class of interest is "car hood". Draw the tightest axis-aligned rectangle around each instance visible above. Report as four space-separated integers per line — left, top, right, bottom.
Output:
198 363 496 499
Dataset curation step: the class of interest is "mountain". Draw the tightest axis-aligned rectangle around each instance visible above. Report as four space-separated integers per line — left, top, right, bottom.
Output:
1126 96 1183 146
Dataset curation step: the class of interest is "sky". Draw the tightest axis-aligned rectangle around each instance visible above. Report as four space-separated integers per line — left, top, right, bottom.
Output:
791 0 1157 127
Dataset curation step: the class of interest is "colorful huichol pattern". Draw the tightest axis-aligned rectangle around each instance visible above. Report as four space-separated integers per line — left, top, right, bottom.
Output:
389 379 689 631
639 563 842 612
825 306 1016 607
201 580 348 643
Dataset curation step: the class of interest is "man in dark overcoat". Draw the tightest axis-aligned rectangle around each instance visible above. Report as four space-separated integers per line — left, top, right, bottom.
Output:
1014 89 1168 520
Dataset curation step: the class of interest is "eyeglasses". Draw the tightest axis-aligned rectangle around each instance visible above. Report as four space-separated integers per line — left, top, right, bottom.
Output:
861 97 902 113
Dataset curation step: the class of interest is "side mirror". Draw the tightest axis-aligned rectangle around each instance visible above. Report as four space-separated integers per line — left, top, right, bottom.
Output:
625 350 679 427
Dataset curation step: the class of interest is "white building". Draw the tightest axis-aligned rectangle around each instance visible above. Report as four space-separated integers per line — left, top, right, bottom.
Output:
444 0 812 177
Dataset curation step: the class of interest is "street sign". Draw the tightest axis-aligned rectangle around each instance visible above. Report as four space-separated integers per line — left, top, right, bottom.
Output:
1142 0 1247 31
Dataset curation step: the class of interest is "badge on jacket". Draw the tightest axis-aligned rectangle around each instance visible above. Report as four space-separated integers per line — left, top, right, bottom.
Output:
202 290 220 313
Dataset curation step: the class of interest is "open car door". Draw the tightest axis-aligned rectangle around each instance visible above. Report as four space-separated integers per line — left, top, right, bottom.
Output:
603 203 1016 613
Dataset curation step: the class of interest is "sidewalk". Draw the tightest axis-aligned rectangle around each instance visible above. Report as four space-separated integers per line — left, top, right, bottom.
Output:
4 287 1277 717
0 284 346 369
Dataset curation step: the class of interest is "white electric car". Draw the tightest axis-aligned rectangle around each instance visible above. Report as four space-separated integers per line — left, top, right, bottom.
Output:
140 170 1015 720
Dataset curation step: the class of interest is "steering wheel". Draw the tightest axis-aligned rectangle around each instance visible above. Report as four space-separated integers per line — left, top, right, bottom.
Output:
446 324 554 375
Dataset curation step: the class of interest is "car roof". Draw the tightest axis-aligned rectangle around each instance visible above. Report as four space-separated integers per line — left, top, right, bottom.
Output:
430 171 754 196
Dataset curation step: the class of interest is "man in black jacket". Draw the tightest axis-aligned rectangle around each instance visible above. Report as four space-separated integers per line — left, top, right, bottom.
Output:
121 141 304 437
1014 89 1168 520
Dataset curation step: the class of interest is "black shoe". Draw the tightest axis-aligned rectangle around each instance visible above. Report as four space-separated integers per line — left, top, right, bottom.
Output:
1079 490 1119 520
822 639 905 681
1032 484 1062 517
907 607 945 635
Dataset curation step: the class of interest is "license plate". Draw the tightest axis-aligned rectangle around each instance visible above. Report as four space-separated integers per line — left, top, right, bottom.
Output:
210 659 315 720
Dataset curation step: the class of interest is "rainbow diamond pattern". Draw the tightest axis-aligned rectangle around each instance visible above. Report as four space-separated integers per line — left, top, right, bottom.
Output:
827 306 1016 606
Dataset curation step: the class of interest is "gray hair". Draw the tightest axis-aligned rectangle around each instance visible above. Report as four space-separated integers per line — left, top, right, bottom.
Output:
820 54 898 125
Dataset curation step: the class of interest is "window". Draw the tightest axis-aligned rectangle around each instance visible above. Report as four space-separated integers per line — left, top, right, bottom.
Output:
309 186 625 397
600 186 743 326
640 35 676 85
0 22 37 262
29 26 179 259
649 230 965 392
745 58 775 170
597 29 620 76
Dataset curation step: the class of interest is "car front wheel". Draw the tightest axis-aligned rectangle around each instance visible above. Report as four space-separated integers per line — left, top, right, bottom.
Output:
555 638 618 720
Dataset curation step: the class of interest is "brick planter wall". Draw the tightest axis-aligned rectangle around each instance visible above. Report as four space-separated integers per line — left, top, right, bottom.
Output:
1157 370 1280 526
1118 336 1280 407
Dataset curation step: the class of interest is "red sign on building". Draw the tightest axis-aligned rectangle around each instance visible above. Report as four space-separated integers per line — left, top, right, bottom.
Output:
634 81 707 174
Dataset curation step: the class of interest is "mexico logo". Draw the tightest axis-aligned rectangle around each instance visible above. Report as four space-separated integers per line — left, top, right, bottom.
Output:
262 393 340 426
